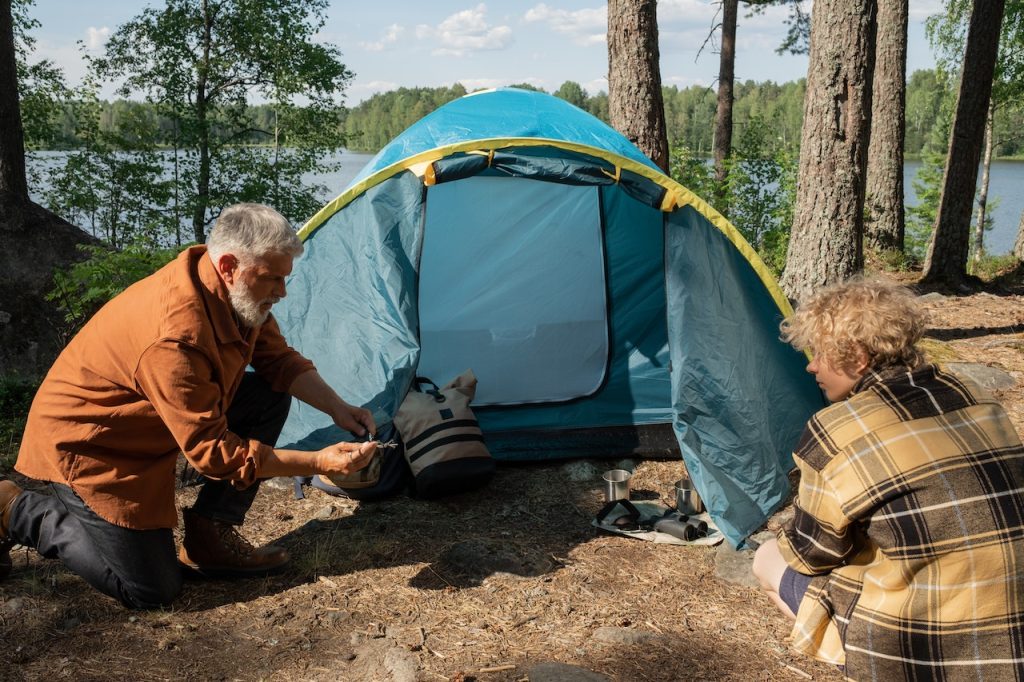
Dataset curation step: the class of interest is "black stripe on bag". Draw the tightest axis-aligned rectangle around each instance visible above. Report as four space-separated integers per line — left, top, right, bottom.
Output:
404 419 480 450
407 433 486 463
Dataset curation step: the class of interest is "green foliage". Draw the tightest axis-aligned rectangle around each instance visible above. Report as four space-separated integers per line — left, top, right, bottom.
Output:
906 72 955 259
12 0 71 149
47 242 183 331
672 115 798 276
0 376 39 473
92 0 352 241
973 253 1020 280
553 81 587 108
344 84 467 152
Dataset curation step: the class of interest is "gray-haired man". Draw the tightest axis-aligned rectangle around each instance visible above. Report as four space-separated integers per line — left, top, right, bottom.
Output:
0 203 375 608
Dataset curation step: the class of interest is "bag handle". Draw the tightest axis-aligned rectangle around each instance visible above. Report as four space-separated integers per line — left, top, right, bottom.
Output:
413 376 445 403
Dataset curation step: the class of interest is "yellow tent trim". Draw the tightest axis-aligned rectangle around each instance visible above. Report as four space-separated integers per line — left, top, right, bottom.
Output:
297 137 794 319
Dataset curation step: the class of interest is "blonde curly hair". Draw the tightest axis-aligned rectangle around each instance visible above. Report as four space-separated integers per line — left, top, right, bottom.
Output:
780 278 927 373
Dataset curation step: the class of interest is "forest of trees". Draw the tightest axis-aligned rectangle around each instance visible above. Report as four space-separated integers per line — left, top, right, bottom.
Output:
33 70 1024 162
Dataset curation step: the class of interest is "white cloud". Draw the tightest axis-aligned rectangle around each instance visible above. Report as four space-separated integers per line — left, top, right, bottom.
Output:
348 80 401 101
415 4 513 57
657 0 718 24
523 3 606 46
359 24 404 52
86 26 109 51
663 74 709 89
909 1 945 22
583 77 607 96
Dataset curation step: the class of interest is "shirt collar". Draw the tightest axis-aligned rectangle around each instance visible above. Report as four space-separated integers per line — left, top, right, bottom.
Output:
193 245 247 346
851 363 928 395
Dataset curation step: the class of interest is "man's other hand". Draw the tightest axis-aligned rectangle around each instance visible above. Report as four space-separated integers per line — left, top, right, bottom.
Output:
333 403 377 439
315 440 378 476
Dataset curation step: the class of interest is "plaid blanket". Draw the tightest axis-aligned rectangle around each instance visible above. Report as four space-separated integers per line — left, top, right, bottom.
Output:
777 364 1024 680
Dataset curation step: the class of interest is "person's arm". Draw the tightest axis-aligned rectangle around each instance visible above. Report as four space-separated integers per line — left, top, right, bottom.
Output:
776 455 856 575
287 369 377 438
259 439 378 478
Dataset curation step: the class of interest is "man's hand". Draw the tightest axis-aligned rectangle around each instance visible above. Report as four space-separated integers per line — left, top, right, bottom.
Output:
315 440 378 476
332 403 377 439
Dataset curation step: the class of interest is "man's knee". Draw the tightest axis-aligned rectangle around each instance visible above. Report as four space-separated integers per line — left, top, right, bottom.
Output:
752 537 784 593
120 570 183 610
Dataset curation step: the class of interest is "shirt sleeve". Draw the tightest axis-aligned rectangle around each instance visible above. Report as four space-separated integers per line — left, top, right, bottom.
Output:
134 339 271 487
777 454 857 575
250 315 316 393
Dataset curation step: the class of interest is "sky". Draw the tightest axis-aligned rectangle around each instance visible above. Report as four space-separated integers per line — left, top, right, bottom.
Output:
26 0 946 106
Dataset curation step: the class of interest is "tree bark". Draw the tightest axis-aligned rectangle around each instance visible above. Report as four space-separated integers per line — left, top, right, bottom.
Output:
922 0 1005 288
713 0 738 209
863 0 907 253
0 0 27 199
0 0 97 374
971 100 994 268
1014 209 1024 262
780 0 877 303
607 0 669 172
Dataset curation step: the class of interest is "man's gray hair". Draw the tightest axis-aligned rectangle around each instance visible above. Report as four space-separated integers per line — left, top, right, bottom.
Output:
206 203 303 264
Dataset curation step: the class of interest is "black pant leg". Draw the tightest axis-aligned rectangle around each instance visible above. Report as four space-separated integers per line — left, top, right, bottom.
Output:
8 484 181 609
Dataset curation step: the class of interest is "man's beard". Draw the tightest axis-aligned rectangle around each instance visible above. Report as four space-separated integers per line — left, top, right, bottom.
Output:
229 285 279 328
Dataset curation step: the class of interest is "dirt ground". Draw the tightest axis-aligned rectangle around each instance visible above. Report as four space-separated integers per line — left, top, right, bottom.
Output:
2 272 1023 682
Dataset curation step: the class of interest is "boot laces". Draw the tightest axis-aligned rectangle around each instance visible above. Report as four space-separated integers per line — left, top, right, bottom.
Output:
216 523 257 558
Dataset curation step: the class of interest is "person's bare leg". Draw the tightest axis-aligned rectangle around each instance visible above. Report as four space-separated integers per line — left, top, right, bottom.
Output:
752 538 796 620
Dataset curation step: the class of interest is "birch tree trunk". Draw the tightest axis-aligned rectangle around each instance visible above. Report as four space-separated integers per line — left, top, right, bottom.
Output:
1014 209 1024 262
608 0 669 172
780 0 877 303
922 0 1005 287
971 100 995 268
713 0 738 210
864 0 907 253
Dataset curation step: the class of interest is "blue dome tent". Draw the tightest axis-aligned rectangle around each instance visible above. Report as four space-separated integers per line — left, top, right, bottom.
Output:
275 88 824 546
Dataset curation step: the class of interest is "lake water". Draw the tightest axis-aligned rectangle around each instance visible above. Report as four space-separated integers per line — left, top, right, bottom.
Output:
30 150 1024 255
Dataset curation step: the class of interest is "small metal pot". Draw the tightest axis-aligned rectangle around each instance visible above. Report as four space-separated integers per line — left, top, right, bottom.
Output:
602 469 632 502
675 476 704 515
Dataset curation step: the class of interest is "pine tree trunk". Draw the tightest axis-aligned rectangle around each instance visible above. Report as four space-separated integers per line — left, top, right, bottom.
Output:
864 0 907 253
0 0 27 200
713 0 738 210
780 0 877 303
922 0 1005 288
608 0 669 172
972 101 994 267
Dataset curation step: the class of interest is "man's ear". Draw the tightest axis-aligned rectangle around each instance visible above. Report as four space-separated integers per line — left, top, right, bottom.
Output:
215 253 240 286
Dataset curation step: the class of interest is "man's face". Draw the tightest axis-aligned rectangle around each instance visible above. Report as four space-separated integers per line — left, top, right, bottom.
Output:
226 251 293 328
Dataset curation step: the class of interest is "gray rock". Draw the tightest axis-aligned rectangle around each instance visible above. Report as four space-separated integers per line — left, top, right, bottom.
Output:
528 661 611 682
713 540 761 589
1 597 25 616
316 504 336 521
917 292 946 304
946 363 1017 391
383 646 419 682
591 626 658 646
561 460 599 482
261 476 296 492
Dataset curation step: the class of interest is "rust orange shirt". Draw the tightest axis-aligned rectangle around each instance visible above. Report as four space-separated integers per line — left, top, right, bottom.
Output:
17 245 315 529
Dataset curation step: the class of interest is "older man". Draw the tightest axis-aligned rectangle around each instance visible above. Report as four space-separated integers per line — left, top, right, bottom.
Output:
0 203 376 609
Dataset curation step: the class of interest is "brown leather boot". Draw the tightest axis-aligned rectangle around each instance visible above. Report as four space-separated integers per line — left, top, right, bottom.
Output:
178 507 289 578
0 480 23 581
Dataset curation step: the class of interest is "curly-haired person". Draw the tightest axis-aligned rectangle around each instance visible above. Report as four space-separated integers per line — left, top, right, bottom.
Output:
752 278 1024 680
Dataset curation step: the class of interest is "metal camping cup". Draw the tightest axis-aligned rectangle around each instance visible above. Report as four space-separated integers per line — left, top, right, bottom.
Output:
675 476 704 514
602 469 632 502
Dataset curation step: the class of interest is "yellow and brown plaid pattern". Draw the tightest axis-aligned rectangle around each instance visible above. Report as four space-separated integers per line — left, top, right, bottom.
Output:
777 364 1024 680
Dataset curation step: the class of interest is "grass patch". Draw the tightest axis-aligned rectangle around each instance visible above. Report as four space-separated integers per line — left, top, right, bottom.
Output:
919 338 961 364
972 254 1020 281
0 375 38 473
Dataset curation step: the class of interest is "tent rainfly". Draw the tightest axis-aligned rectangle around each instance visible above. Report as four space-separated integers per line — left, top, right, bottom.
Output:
275 88 824 546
